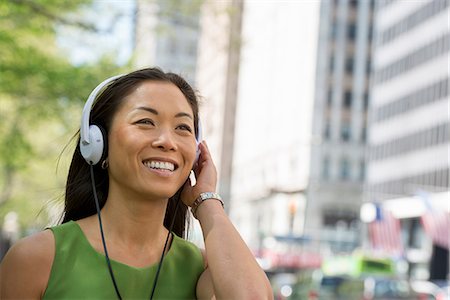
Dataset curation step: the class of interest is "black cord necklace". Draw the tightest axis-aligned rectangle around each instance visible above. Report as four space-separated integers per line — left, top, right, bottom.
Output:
90 165 180 300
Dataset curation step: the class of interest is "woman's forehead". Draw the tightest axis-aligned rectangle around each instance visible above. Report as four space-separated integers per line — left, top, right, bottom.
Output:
119 81 194 116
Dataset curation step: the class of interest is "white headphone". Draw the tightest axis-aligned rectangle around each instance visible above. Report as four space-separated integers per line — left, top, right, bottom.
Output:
80 74 202 165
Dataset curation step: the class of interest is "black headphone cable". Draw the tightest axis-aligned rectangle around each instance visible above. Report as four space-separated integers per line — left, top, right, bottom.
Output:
150 189 181 299
90 165 180 300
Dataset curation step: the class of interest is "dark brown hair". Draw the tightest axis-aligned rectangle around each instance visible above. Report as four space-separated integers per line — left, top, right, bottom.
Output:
62 67 199 238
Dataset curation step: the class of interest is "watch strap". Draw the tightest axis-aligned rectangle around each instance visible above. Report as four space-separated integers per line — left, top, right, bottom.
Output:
191 192 224 219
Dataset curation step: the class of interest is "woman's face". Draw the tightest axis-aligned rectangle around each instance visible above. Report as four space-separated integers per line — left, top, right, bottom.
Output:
107 80 197 201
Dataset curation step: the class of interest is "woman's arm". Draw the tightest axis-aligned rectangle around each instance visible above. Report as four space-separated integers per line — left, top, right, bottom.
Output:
0 230 54 299
183 142 273 299
196 201 273 299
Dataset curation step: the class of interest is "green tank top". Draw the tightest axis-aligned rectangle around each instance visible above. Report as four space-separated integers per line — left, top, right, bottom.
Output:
42 221 204 299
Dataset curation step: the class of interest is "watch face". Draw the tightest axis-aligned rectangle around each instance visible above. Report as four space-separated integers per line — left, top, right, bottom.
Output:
203 192 213 200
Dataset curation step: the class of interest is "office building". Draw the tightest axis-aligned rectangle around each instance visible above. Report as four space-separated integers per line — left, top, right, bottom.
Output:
134 0 201 84
306 0 374 253
367 0 449 280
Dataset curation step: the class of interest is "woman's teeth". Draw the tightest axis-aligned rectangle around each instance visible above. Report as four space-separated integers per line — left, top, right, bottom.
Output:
144 161 175 171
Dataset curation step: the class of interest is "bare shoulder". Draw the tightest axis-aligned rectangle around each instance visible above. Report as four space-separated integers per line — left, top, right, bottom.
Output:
0 229 55 299
2 229 55 266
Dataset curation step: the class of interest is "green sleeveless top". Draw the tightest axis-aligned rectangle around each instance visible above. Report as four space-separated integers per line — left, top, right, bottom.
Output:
42 221 204 299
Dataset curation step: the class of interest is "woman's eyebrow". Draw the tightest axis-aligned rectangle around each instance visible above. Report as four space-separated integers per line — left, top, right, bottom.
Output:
135 106 158 115
135 106 192 120
175 112 193 120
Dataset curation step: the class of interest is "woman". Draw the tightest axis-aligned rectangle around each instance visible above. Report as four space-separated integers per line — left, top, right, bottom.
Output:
0 68 273 299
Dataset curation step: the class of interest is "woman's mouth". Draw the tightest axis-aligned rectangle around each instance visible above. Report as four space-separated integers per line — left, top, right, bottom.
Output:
143 160 177 172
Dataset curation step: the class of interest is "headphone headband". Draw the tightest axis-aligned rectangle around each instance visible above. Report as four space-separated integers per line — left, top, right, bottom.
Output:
80 74 124 146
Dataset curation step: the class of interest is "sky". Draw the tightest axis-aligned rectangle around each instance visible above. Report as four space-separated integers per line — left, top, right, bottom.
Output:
56 0 135 66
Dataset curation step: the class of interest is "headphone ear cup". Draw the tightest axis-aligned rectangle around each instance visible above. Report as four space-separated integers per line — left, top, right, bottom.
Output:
97 125 108 163
80 125 106 165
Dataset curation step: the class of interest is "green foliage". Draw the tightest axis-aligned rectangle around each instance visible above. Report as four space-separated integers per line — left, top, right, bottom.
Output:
0 0 124 231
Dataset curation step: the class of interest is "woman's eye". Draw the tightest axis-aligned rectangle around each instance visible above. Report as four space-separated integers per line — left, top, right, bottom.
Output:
136 119 155 125
176 124 193 133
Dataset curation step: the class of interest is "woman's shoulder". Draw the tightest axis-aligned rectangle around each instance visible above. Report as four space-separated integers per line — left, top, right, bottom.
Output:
6 228 54 257
0 229 55 298
1 229 55 274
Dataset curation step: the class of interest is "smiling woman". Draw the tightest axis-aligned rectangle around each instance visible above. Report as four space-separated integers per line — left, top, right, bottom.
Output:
0 67 273 300
107 80 198 203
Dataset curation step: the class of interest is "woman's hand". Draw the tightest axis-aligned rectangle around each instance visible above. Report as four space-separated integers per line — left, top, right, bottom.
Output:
181 141 218 206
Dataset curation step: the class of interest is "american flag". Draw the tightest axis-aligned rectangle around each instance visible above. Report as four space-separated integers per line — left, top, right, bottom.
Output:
368 204 403 256
418 193 449 250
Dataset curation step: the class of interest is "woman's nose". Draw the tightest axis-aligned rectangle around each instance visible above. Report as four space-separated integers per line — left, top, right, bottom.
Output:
151 129 177 151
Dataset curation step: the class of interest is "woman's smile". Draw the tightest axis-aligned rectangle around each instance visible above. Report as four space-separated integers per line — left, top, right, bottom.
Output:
142 157 179 177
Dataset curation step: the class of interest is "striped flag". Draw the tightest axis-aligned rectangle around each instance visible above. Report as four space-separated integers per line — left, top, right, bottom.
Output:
368 204 403 256
418 192 449 250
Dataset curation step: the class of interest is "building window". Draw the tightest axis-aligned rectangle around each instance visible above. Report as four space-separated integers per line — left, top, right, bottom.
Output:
324 123 331 140
375 34 450 84
374 77 449 122
340 158 350 180
347 23 357 41
368 24 373 42
341 122 351 141
327 89 332 106
363 92 369 110
322 157 330 180
345 58 354 74
361 126 367 142
344 92 352 108
349 0 358 8
369 167 450 196
359 160 365 181
323 211 358 230
330 16 338 39
369 123 448 161
380 0 449 46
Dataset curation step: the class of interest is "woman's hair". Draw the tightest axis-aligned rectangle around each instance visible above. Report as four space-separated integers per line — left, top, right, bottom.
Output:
62 67 199 238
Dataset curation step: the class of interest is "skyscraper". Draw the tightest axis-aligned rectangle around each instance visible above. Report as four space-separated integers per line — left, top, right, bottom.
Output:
306 0 374 253
133 0 201 84
367 0 449 279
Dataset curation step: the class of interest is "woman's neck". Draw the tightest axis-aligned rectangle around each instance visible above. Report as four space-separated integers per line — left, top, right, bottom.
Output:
98 188 170 250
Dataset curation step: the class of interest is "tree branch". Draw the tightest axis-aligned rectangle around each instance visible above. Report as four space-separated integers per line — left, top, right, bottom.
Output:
11 0 98 32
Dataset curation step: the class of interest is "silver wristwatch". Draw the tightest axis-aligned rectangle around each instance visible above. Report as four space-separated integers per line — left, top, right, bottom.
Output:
191 192 224 219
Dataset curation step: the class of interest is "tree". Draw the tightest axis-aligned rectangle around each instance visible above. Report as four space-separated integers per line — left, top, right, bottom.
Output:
0 0 124 230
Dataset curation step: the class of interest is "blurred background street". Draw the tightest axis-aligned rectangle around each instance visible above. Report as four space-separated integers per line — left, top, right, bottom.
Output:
0 0 449 299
